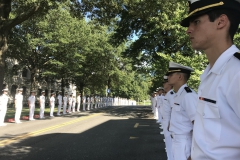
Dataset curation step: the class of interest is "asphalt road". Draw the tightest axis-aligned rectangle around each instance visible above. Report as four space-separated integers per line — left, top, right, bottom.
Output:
0 105 167 160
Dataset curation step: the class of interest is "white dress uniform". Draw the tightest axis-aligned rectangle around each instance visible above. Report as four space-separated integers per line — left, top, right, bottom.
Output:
0 92 9 126
72 97 76 112
169 84 197 160
63 95 68 114
87 97 90 110
68 96 73 113
15 93 23 123
50 96 55 117
90 97 94 109
162 89 175 160
39 94 45 119
192 45 240 160
57 94 62 115
155 94 161 121
157 93 164 123
77 95 81 112
28 95 36 120
82 96 86 111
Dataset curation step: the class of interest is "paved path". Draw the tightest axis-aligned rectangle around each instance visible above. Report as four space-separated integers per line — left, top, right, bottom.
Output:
0 106 167 160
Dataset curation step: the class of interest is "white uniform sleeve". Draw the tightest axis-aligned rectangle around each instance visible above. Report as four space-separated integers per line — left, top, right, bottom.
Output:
183 93 197 122
226 72 240 118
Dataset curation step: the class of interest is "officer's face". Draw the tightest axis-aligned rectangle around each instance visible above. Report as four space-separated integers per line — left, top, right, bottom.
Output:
4 91 8 95
168 72 179 86
186 14 216 51
163 82 172 91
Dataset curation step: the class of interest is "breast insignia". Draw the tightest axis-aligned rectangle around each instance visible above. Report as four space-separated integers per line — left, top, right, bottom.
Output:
234 52 240 60
184 87 192 93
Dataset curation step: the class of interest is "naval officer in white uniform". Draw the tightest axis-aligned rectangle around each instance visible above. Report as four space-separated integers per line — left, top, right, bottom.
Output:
181 0 240 159
28 90 36 121
0 89 9 126
15 88 23 123
167 62 197 160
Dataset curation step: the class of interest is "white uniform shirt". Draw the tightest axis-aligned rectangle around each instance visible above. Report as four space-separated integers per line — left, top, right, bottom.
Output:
68 97 73 105
192 45 240 160
15 94 23 108
169 84 197 135
156 95 162 108
87 97 90 104
63 96 68 105
50 96 55 107
72 97 76 104
163 90 175 122
82 96 86 103
57 95 62 104
28 96 35 106
159 94 165 116
39 95 45 106
77 95 81 103
0 94 9 110
151 96 157 108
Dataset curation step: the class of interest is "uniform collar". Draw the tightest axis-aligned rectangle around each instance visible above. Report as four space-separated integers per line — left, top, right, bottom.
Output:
201 45 239 80
175 83 187 96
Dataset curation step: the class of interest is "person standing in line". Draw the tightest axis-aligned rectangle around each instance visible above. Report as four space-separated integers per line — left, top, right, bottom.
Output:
76 93 81 112
57 91 62 116
14 88 23 123
162 75 174 160
28 90 36 121
182 1 240 159
39 90 45 119
87 96 90 110
156 87 164 124
68 94 73 113
72 95 76 113
0 89 9 126
49 92 55 117
167 62 197 160
150 92 157 113
90 95 94 109
82 94 86 111
63 92 68 115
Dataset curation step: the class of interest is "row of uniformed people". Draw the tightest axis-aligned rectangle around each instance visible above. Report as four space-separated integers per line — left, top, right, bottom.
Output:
151 0 240 160
0 89 113 126
151 62 197 160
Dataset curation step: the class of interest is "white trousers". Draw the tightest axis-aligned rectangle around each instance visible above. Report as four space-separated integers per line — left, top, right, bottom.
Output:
29 105 35 120
162 120 173 160
154 107 158 119
90 103 93 109
0 108 7 124
157 107 162 122
82 103 86 111
57 103 62 115
15 106 22 122
87 103 90 110
172 134 192 160
39 104 45 118
63 103 67 114
77 102 80 111
50 105 55 116
68 104 72 113
72 103 76 112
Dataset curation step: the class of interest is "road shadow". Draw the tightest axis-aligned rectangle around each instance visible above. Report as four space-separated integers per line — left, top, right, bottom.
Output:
0 118 166 160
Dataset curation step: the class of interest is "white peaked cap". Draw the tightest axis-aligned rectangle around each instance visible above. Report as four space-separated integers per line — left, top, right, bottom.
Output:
166 62 194 75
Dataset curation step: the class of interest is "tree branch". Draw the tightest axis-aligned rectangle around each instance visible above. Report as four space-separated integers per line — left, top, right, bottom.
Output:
2 3 43 30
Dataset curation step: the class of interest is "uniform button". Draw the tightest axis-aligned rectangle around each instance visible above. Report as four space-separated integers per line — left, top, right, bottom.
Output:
203 113 205 116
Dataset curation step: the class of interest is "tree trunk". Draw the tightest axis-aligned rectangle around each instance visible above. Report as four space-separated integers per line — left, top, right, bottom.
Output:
0 31 9 91
0 0 12 91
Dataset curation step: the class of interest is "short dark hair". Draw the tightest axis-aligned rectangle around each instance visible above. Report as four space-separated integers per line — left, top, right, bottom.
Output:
207 9 240 41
